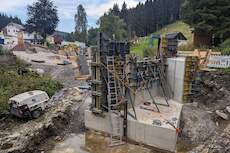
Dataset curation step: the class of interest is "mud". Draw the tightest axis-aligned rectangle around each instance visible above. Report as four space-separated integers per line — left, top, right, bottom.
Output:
85 130 159 153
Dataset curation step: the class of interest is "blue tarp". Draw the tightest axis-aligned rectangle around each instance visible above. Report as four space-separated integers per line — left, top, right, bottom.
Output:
0 39 4 44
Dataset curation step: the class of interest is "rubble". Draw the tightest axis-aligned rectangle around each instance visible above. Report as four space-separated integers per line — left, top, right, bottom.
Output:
216 110 229 120
189 124 230 153
0 88 85 153
179 71 230 152
180 104 216 145
193 71 230 111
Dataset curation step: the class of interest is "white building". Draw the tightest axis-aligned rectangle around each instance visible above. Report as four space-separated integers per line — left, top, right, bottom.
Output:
5 22 24 37
3 22 43 45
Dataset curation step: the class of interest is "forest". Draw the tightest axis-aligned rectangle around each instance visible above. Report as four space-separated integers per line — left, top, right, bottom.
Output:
105 0 181 37
0 13 22 29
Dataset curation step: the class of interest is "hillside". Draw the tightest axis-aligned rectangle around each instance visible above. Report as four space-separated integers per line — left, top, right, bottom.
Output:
131 21 193 57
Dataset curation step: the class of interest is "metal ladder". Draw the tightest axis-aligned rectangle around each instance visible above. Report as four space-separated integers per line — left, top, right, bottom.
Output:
106 56 124 147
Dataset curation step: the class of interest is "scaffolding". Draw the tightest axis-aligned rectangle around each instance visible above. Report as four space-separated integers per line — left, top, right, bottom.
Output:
90 32 184 146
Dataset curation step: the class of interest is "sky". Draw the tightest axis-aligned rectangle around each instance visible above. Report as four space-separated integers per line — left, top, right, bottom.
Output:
0 0 145 33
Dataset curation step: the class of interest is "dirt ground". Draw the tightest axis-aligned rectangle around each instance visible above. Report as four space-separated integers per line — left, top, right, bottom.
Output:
12 48 84 87
1 47 230 153
178 71 230 153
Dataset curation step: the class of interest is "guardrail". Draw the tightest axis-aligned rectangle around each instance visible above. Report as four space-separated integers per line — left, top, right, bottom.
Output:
208 55 230 68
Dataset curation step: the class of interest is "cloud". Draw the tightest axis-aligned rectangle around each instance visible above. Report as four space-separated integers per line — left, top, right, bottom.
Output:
85 0 144 18
0 0 145 31
0 0 145 19
55 0 145 21
0 0 35 12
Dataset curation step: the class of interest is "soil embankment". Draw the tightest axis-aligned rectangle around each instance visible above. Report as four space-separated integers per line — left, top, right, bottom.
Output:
179 71 230 153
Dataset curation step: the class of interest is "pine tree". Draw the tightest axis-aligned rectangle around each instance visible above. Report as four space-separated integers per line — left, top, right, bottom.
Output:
0 13 22 29
182 0 230 41
26 0 59 40
120 2 128 24
109 4 120 17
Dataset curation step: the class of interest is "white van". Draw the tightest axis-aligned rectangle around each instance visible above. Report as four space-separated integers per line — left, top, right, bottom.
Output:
9 90 50 118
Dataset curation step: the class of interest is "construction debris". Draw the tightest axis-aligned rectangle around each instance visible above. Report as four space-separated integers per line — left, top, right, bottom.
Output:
216 110 229 120
226 106 230 114
0 88 85 153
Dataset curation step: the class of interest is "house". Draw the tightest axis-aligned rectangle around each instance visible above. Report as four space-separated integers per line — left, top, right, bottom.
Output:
193 32 212 47
24 31 43 44
2 22 43 45
166 32 187 46
50 31 69 44
165 32 187 56
5 22 24 37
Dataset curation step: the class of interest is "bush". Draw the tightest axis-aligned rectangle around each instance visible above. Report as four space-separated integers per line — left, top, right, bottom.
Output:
178 42 195 51
220 39 230 55
0 45 6 55
0 57 63 116
143 48 157 57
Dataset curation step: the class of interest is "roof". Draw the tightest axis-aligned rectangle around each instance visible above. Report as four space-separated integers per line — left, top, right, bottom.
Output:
52 31 69 37
9 90 47 103
7 22 25 30
166 32 187 40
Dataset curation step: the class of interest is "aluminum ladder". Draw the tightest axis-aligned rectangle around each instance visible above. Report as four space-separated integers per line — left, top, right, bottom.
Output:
106 56 124 147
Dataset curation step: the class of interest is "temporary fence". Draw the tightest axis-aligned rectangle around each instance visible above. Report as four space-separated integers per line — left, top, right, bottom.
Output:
207 55 230 68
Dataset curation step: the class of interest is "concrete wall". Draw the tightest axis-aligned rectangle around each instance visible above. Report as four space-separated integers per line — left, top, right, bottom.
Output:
167 57 186 103
130 86 162 106
85 108 180 152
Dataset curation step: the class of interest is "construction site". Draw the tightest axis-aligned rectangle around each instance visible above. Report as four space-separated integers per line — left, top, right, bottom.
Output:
0 29 230 153
1 0 230 153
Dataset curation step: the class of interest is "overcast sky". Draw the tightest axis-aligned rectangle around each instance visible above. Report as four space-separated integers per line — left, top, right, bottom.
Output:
0 0 145 32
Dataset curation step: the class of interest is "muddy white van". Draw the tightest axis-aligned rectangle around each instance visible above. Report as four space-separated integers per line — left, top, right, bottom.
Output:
9 90 50 118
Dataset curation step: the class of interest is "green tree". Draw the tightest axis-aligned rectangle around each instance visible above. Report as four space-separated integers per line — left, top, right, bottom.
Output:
0 13 22 29
26 0 59 40
108 4 120 16
182 0 230 42
88 27 99 46
75 4 87 43
66 32 76 42
98 14 127 40
120 2 128 24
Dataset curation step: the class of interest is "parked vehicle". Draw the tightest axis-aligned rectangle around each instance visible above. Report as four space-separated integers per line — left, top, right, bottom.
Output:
9 90 50 118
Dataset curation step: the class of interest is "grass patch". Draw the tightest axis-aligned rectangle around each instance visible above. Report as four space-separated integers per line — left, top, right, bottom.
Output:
219 39 230 55
131 21 193 57
0 53 63 116
219 68 230 74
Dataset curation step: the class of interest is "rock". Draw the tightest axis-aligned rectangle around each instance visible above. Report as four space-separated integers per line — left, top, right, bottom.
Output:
216 110 229 120
192 102 198 107
180 104 216 145
1 142 13 150
226 106 230 114
190 124 230 153
55 136 62 141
